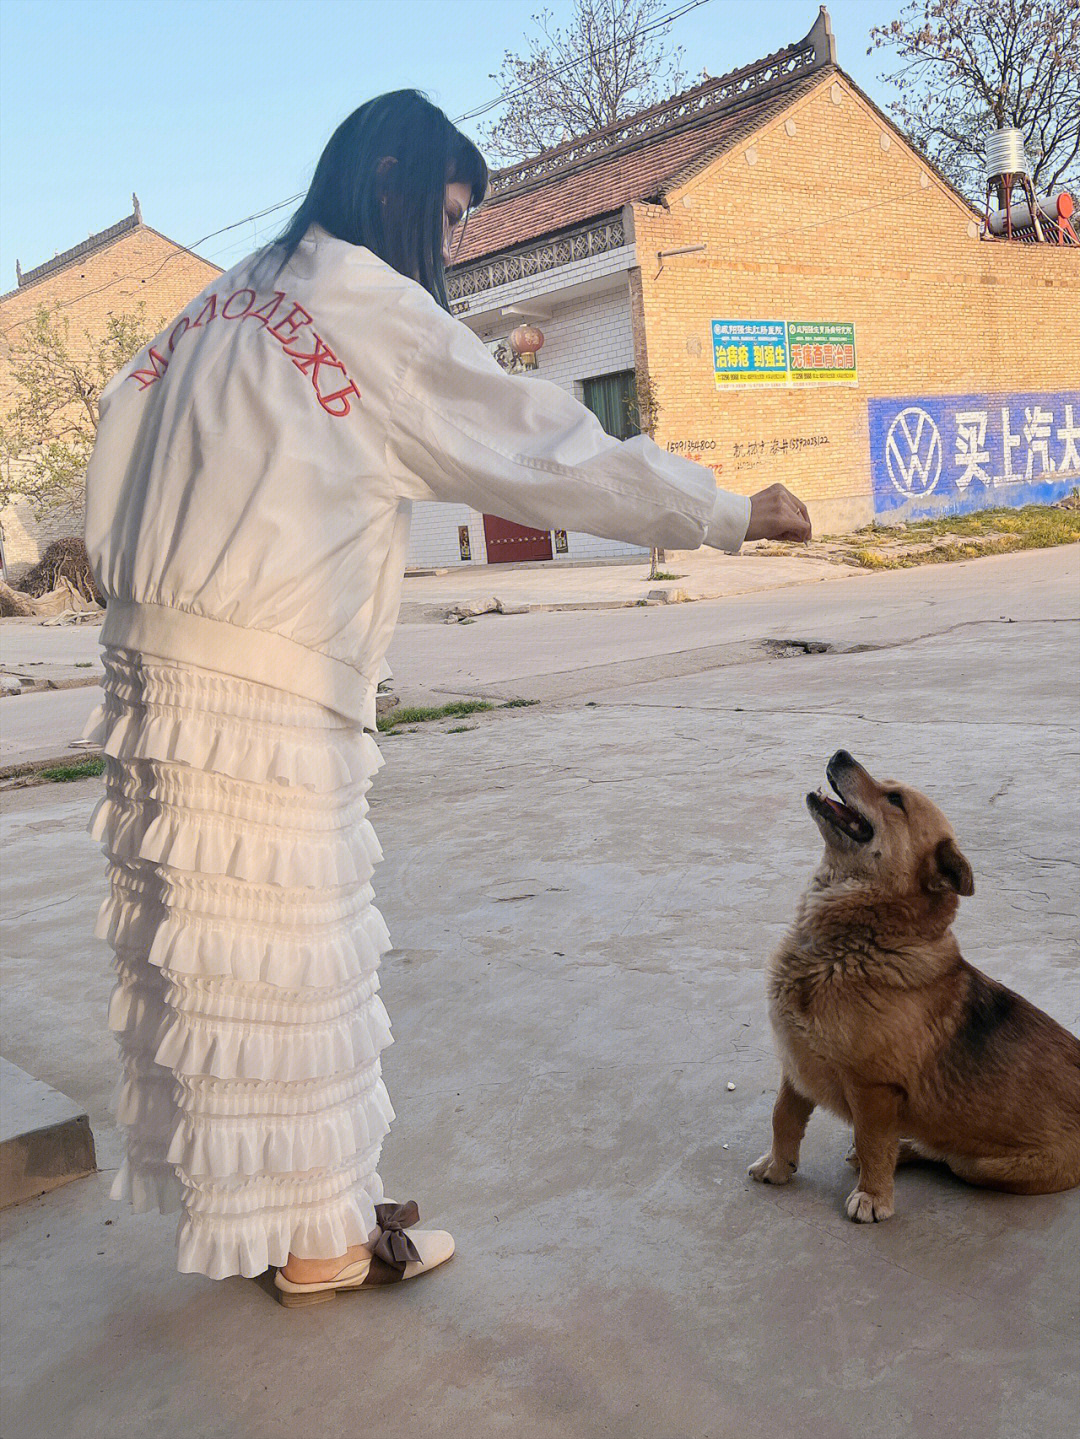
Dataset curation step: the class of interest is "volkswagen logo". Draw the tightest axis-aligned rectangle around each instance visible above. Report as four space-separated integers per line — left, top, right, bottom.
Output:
885 407 942 497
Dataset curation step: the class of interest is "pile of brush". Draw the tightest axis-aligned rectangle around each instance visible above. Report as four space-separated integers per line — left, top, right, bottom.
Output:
12 537 104 606
0 582 36 617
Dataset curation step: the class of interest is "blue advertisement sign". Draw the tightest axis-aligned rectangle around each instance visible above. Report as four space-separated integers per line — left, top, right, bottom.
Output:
868 390 1080 518
712 319 787 386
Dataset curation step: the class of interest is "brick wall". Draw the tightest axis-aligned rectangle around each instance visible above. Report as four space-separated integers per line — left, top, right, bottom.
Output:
406 281 649 568
0 225 219 578
632 74 1080 534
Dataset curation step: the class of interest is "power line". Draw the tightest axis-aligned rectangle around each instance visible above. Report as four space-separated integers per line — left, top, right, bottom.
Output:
2 195 308 329
4 0 717 328
452 0 716 124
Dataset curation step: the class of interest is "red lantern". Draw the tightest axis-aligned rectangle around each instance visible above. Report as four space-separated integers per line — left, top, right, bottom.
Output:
508 323 545 369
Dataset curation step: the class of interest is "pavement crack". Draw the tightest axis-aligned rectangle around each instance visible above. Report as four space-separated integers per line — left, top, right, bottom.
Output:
595 700 1078 731
3 894 85 923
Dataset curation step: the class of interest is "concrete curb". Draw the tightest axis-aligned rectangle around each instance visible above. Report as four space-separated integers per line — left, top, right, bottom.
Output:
0 749 103 786
398 592 694 624
0 674 102 697
0 1059 97 1209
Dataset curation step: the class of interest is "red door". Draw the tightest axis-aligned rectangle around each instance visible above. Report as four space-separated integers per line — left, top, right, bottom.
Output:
482 514 553 563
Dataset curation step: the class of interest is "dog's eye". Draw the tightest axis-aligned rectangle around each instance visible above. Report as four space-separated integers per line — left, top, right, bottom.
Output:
885 792 905 811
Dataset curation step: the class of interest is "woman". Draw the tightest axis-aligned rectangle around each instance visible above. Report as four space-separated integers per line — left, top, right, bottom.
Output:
83 90 811 1305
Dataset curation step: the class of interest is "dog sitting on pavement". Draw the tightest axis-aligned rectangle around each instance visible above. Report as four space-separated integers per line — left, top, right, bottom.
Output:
750 750 1080 1221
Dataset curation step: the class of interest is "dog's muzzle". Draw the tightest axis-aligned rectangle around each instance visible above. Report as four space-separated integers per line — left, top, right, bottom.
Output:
807 751 874 843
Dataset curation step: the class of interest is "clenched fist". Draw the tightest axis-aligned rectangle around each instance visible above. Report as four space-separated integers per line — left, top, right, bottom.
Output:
745 483 812 543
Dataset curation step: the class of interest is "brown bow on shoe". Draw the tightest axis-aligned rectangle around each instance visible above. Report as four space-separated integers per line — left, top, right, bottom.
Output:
371 1200 423 1278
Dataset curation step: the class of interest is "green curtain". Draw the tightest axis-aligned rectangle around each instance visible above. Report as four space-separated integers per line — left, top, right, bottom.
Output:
582 371 640 441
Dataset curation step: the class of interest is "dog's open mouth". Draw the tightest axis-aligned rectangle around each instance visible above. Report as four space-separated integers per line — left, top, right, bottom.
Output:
807 780 874 844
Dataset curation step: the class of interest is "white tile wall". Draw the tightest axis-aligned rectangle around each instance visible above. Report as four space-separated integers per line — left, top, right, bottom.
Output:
407 501 488 569
0 491 85 582
406 277 649 568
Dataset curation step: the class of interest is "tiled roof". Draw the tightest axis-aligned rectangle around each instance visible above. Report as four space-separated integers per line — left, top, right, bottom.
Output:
452 8 836 266
2 198 221 306
10 196 144 294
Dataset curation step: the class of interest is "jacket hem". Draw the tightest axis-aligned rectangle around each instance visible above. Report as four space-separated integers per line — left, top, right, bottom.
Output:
100 601 377 729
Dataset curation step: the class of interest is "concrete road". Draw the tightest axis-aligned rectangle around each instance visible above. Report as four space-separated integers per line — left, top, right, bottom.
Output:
0 617 105 674
2 547 1076 768
1 548 1078 1439
0 685 104 769
388 545 1078 706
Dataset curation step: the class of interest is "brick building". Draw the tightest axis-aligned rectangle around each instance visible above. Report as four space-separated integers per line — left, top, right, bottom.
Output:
0 199 220 579
424 5 1079 570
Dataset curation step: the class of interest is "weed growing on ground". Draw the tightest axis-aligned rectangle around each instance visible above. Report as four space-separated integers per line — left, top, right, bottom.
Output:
39 757 105 782
378 700 493 731
763 503 1079 570
378 698 539 732
845 505 1080 570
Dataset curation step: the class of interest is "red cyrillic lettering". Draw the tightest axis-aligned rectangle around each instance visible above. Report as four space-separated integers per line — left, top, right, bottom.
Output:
222 288 256 319
269 303 312 343
284 332 343 390
317 381 362 417
249 291 285 327
130 286 360 415
129 347 170 390
190 294 219 329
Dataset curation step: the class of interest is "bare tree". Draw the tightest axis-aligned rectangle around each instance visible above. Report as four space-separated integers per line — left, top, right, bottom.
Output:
479 0 688 166
871 0 1080 200
0 303 157 520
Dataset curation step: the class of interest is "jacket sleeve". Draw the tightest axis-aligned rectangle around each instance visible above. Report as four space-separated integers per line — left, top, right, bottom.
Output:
383 309 750 554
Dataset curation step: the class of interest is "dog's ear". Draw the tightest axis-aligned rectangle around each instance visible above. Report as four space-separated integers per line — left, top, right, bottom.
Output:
933 836 974 897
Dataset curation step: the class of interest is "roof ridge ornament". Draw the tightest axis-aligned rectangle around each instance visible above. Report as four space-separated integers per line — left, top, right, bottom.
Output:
487 6 836 200
14 208 143 290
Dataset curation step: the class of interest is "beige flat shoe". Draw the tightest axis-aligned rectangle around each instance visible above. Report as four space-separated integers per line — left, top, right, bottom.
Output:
274 1200 454 1308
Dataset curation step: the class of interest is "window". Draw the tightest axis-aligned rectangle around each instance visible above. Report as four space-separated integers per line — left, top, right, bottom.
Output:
581 370 640 441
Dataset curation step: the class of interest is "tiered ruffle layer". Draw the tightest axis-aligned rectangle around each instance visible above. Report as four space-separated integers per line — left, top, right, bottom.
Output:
86 650 394 1280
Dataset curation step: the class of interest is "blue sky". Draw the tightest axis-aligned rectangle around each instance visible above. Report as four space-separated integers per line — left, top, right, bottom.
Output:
0 0 899 286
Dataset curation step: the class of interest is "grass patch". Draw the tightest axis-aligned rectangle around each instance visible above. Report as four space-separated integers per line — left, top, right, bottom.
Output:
38 757 105 783
648 571 683 581
377 697 539 732
378 700 492 731
844 504 1080 570
446 724 478 733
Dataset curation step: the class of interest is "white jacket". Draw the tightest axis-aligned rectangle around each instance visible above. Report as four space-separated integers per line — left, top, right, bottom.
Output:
85 226 750 729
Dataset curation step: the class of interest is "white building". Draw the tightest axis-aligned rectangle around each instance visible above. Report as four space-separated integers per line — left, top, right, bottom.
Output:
408 213 645 570
410 10 840 570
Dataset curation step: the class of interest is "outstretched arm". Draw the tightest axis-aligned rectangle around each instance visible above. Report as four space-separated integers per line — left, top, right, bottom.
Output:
385 308 810 553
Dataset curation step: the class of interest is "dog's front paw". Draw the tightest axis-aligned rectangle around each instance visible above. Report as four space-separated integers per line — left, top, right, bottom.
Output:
749 1152 796 1185
845 1187 894 1223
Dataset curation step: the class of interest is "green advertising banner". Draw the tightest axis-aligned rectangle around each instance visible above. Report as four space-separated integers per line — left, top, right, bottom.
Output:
787 321 857 384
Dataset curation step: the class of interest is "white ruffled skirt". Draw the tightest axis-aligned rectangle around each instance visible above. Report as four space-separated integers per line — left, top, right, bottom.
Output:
84 649 394 1280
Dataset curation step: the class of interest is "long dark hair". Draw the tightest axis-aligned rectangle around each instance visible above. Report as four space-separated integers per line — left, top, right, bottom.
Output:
275 90 487 309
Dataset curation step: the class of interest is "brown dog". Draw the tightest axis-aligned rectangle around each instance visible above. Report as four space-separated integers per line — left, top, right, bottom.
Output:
750 750 1080 1221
